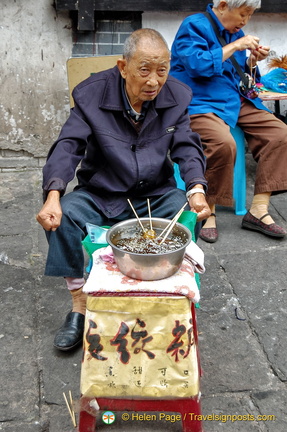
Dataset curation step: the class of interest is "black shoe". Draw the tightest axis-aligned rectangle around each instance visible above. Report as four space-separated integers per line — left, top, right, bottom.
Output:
53 311 85 351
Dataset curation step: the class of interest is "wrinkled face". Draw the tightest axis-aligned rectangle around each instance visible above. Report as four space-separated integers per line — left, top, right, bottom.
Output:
118 38 170 111
219 4 256 33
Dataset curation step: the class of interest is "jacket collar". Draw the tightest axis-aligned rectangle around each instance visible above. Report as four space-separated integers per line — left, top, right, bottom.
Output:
120 76 150 122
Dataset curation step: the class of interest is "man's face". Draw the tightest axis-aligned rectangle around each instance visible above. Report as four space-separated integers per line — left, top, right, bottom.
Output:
118 38 170 112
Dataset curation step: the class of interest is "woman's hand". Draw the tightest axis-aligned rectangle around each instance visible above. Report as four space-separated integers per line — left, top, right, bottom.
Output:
233 34 260 52
247 45 270 69
250 45 270 62
223 35 259 61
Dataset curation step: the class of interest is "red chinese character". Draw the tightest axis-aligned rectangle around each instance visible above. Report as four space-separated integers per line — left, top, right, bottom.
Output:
166 319 194 362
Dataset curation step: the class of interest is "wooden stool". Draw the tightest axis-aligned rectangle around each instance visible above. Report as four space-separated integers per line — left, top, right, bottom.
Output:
78 293 202 432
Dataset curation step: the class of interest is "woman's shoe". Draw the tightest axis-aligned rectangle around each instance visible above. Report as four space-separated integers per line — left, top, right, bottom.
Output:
199 227 218 243
199 213 218 243
53 311 85 351
242 211 286 238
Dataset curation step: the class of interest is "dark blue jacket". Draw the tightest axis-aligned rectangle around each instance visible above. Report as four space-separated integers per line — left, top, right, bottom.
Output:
43 66 207 218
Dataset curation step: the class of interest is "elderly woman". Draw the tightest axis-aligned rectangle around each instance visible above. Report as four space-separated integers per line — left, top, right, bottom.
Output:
170 0 287 242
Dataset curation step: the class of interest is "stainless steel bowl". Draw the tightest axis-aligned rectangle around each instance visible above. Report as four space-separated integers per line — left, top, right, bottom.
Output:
106 218 191 281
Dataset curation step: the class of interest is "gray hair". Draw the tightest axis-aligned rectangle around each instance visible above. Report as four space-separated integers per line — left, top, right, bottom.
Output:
123 28 169 60
213 0 261 8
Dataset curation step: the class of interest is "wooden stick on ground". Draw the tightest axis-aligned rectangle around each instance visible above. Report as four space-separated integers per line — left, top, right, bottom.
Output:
69 390 77 427
63 392 77 428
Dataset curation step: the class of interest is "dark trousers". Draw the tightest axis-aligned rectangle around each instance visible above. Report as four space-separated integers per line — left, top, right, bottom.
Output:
190 100 287 207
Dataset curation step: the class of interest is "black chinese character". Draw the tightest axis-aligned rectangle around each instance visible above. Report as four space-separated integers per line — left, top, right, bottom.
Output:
86 319 107 361
131 318 155 359
110 321 130 364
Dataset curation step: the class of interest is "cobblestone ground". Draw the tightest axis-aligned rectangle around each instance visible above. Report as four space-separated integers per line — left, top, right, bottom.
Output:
1 159 287 431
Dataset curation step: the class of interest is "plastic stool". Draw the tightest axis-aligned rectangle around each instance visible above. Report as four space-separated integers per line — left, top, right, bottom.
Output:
231 126 247 215
174 162 185 191
174 124 247 215
79 294 203 432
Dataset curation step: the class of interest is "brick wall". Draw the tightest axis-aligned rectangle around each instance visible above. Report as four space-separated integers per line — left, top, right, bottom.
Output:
72 12 142 57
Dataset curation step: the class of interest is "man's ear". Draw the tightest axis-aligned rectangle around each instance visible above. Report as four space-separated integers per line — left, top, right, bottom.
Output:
117 58 127 79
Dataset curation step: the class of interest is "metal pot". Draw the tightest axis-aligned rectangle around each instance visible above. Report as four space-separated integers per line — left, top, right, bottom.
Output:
106 218 191 281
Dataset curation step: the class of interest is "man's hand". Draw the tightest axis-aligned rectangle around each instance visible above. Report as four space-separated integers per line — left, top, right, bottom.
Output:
36 190 62 231
188 193 211 222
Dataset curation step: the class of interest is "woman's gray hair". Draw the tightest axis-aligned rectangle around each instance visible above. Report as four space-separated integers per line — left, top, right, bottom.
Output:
213 0 261 8
123 28 169 60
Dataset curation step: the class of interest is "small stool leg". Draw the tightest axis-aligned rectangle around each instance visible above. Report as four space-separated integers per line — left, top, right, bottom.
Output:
78 401 96 432
182 417 202 432
176 398 203 432
231 126 247 216
181 412 202 432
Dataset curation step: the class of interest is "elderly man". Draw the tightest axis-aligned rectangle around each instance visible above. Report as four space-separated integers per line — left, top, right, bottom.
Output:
36 28 209 351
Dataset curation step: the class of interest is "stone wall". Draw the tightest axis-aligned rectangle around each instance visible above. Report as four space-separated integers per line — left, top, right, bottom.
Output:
1 0 72 170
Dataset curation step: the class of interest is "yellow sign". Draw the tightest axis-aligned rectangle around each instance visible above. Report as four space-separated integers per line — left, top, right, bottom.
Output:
81 296 200 398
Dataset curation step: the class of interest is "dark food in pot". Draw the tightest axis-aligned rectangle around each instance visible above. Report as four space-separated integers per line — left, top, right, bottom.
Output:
115 228 186 254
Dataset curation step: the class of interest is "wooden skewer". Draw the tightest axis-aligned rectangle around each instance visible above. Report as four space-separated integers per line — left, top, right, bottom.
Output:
69 390 77 427
147 198 153 231
63 392 77 428
159 206 186 244
158 203 188 244
156 202 188 240
127 199 145 231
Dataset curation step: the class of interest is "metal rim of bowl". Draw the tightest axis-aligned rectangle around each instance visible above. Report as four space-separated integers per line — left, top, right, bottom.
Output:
106 217 191 257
